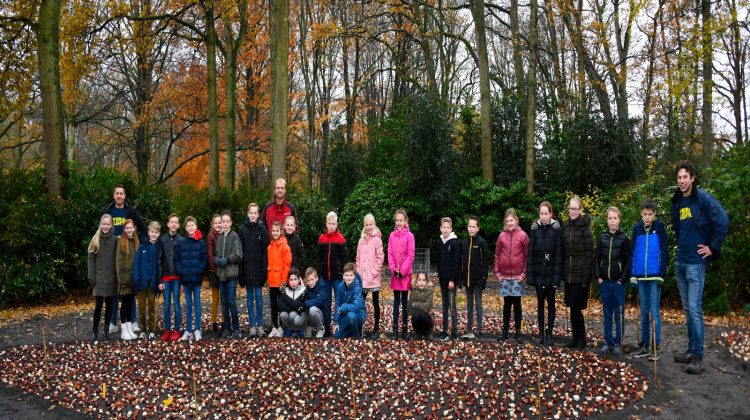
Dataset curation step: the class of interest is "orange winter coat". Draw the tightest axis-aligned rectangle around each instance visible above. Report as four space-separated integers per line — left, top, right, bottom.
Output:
267 236 292 288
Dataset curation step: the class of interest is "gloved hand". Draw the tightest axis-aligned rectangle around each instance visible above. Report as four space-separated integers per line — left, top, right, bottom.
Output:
297 306 305 313
630 278 638 287
217 257 228 267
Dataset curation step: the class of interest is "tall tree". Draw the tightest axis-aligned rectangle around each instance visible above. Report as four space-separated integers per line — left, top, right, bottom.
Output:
38 0 67 198
269 0 288 183
471 0 494 182
701 0 713 169
525 0 539 193
205 0 220 194
221 0 248 190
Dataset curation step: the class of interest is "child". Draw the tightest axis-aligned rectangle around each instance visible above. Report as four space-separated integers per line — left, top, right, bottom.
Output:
303 267 331 338
207 214 223 337
460 215 489 340
408 272 434 340
562 196 594 349
630 198 668 361
316 211 348 315
215 210 243 338
388 209 415 340
595 206 631 356
158 213 183 342
356 213 384 338
267 221 292 337
334 263 366 338
116 219 140 341
88 214 118 341
238 203 270 338
526 201 562 346
435 217 460 341
175 216 208 341
284 215 306 273
133 221 161 339
494 208 529 343
278 268 307 337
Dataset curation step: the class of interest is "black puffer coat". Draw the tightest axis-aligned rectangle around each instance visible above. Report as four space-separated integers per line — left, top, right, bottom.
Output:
561 213 594 287
459 234 489 289
285 232 307 273
238 218 270 287
594 228 631 283
526 219 563 288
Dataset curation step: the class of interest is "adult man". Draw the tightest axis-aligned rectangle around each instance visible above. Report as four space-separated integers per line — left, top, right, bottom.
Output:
671 161 729 374
101 184 147 238
101 183 148 334
260 178 298 234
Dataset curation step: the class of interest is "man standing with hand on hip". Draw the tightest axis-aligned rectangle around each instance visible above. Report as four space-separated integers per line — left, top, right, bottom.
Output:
671 160 728 374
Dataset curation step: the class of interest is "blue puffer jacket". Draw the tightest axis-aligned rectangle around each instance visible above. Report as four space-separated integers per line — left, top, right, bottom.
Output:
630 219 668 282
304 277 332 313
175 230 208 285
133 240 160 293
334 274 366 325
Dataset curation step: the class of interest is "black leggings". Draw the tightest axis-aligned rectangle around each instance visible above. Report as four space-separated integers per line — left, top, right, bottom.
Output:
536 286 556 334
93 296 113 334
393 290 408 329
269 287 281 328
571 307 586 342
363 290 381 331
503 296 522 333
120 294 134 323
411 310 434 338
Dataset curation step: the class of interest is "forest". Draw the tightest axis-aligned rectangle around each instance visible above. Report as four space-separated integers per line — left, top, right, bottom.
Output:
0 0 748 311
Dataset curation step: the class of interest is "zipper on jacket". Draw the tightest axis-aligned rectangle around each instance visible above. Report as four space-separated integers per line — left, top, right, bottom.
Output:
643 227 649 280
467 236 473 287
607 232 613 280
568 225 573 283
327 241 332 280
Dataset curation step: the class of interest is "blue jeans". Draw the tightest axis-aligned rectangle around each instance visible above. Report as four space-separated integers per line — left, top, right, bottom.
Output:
638 280 662 347
219 279 239 331
246 286 263 327
601 281 625 346
183 284 202 332
335 311 364 338
163 280 182 331
675 262 706 357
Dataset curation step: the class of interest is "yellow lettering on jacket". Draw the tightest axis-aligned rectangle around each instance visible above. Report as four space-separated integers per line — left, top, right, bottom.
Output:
112 217 127 228
679 207 693 221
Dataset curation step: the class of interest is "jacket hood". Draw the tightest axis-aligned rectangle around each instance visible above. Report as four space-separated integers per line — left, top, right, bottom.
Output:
271 235 288 247
319 229 346 243
504 225 522 233
244 217 262 228
283 284 307 298
440 232 457 243
393 225 411 234
567 213 591 227
369 228 382 238
672 185 698 203
531 219 560 231
102 229 114 239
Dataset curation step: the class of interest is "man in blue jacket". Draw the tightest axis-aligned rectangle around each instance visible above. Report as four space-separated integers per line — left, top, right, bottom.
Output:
671 161 729 374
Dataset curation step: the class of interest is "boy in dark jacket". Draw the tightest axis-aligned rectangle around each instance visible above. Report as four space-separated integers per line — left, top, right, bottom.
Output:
630 198 668 361
304 267 332 338
279 268 307 337
175 216 208 341
238 203 270 338
459 216 489 340
435 217 460 340
595 207 631 356
134 221 161 339
216 210 243 338
158 213 183 342
316 212 348 302
334 263 366 339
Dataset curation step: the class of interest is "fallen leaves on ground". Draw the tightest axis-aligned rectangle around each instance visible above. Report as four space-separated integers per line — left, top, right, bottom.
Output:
717 329 750 363
0 338 648 418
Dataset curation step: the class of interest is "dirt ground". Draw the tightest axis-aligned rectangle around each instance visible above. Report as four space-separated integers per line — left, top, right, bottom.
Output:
0 285 748 419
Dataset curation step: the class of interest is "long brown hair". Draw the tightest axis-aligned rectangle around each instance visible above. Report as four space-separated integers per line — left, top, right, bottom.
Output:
118 219 139 255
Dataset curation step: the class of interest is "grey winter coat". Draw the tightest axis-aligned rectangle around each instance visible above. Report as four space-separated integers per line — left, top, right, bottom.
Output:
88 231 118 297
216 230 242 281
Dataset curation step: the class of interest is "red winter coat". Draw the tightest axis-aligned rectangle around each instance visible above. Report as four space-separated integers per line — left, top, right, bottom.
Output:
493 226 529 279
388 226 415 291
356 228 384 289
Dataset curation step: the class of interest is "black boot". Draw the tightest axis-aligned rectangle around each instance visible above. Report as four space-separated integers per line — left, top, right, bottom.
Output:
102 330 110 340
401 324 409 340
92 329 98 341
389 324 399 340
499 330 509 341
536 334 544 345
515 331 523 344
212 322 219 337
544 331 554 346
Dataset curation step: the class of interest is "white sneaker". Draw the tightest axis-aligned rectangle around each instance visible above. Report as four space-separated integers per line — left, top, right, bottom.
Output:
109 323 119 334
147 332 155 340
179 331 193 341
315 329 325 338
123 322 138 341
461 332 476 340
131 322 141 333
193 330 202 341
304 326 313 337
267 328 276 338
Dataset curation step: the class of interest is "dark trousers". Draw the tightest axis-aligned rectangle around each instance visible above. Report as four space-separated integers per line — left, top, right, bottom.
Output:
411 310 434 338
120 293 135 323
93 296 113 334
269 287 281 328
566 283 588 343
393 290 409 331
363 290 380 332
536 286 556 334
503 296 522 333
439 281 458 334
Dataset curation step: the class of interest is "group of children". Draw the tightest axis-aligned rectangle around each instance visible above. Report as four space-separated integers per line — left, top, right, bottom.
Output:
88 195 667 355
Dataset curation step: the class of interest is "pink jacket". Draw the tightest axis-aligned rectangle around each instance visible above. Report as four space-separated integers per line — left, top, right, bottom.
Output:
388 226 415 291
356 228 385 289
493 226 529 279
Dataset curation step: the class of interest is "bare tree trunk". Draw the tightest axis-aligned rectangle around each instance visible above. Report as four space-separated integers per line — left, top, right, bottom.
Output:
270 0 289 183
510 0 525 93
471 0 494 182
642 0 664 145
37 0 67 199
206 0 220 195
525 0 539 194
701 0 713 170
545 0 568 118
222 0 248 191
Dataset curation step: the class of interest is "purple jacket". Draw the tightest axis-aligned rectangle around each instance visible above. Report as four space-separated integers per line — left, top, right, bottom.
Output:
388 226 415 291
356 228 385 289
